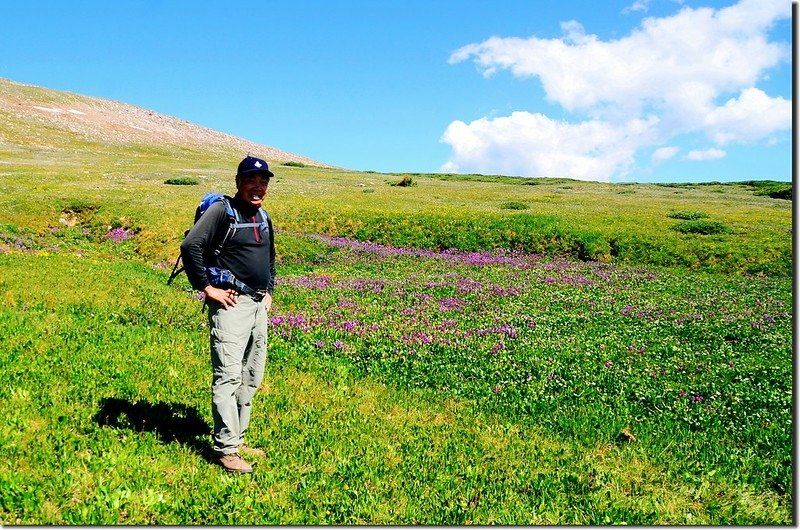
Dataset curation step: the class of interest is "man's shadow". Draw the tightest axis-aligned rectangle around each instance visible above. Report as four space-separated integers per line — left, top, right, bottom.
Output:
94 397 213 461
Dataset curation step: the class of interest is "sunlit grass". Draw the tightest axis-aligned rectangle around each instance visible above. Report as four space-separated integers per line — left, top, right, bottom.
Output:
0 249 790 524
0 91 792 523
0 141 790 275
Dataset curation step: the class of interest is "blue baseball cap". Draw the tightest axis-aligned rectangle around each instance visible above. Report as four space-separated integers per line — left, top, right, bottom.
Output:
236 155 274 179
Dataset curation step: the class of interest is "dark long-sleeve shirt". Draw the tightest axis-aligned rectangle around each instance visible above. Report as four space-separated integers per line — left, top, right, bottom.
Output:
179 196 276 294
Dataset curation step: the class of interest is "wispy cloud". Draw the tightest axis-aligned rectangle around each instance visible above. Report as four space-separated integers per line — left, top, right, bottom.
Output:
652 146 680 163
622 0 650 14
686 148 726 161
443 0 790 181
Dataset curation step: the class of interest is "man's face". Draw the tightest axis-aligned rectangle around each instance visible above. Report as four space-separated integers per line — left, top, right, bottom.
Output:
236 173 270 208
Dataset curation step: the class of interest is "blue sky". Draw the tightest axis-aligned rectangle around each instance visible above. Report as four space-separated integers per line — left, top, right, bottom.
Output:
0 0 792 182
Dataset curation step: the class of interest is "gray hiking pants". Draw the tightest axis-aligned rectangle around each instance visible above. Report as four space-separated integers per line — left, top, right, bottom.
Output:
208 294 268 455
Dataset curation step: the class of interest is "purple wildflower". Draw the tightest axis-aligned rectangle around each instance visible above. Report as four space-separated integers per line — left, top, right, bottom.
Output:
438 297 467 312
106 227 135 243
338 299 357 310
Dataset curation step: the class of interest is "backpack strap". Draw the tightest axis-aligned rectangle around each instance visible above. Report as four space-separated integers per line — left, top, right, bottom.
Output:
257 207 269 228
167 194 259 286
213 200 270 255
212 196 238 256
166 254 184 285
226 207 269 229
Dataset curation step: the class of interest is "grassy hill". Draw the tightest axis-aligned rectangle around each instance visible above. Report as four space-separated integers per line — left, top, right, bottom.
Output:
0 79 792 524
0 78 792 277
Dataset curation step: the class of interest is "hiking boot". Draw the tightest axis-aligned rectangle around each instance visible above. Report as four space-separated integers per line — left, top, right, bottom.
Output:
215 453 253 474
239 444 265 458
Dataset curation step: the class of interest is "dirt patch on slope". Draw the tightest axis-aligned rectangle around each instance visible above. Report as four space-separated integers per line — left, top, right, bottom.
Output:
0 77 330 167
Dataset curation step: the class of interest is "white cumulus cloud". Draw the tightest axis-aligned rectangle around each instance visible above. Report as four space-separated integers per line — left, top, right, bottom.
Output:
440 111 659 182
443 0 790 180
652 146 680 163
702 87 791 144
686 148 727 160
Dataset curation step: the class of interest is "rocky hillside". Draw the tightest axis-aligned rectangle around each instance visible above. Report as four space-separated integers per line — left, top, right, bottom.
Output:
0 77 329 167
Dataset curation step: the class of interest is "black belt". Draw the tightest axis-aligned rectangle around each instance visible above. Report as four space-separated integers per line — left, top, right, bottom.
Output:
232 281 267 302
206 267 267 302
245 288 268 302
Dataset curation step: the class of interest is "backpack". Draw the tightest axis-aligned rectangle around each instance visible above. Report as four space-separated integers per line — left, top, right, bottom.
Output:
167 192 270 285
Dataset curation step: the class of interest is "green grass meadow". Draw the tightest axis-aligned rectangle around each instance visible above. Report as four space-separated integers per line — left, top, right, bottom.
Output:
0 123 793 524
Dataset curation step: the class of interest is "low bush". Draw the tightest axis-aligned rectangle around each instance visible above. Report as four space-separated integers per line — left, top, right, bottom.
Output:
739 180 791 200
500 201 529 210
391 175 415 187
756 185 792 200
164 177 199 186
282 161 307 167
59 199 99 214
671 220 731 235
667 210 709 220
768 188 792 200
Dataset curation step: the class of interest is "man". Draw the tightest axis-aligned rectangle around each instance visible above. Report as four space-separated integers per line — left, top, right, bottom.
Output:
180 155 276 473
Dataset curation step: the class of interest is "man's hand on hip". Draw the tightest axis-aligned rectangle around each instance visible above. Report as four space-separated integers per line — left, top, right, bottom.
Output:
204 285 238 309
264 292 272 313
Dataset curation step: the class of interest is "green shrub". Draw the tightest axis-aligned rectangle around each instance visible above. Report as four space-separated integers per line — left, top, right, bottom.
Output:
769 188 791 200
282 161 307 168
500 201 529 210
573 232 612 262
754 185 792 200
667 210 709 220
655 183 694 189
671 220 731 235
164 177 199 186
391 175 415 187
59 199 98 214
